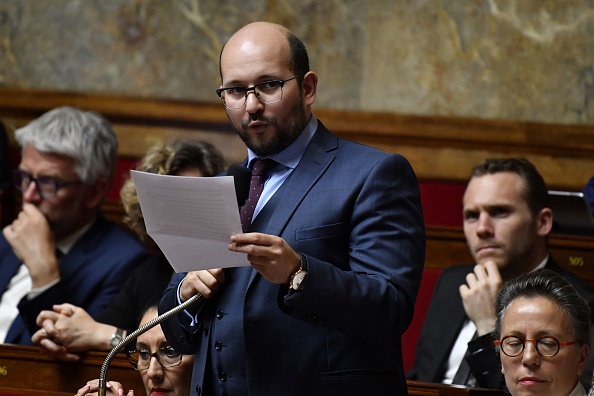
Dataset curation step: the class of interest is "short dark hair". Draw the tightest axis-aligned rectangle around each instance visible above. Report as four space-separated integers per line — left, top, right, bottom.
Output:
494 268 591 346
469 157 549 215
286 30 310 83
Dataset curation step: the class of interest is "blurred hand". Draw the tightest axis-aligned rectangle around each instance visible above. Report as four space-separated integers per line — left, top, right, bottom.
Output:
458 260 503 335
3 203 59 287
180 268 226 302
33 303 115 361
75 379 132 396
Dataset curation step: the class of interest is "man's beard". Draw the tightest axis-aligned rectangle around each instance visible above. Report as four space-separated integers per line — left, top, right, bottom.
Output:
230 98 308 157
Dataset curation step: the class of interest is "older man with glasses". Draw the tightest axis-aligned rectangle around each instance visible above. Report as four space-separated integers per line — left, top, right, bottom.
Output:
0 106 148 346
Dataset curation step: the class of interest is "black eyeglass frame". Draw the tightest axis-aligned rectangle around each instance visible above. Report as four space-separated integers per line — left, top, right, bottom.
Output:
127 346 183 371
215 76 298 109
493 335 577 357
12 169 82 199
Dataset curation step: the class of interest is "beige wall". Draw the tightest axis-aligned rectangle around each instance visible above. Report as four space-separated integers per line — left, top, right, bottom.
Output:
1 0 593 125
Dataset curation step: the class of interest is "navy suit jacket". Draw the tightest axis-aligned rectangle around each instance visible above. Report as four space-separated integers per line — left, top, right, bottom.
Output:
0 214 149 345
408 258 594 391
160 121 426 396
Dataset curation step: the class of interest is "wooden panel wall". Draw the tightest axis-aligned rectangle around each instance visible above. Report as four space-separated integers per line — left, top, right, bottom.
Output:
1 87 594 191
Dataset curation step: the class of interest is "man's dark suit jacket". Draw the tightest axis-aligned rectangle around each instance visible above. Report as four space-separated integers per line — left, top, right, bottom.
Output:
0 215 149 345
407 258 594 391
98 252 173 332
160 121 426 396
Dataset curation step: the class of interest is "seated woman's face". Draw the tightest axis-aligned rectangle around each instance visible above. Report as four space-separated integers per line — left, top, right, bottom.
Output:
136 308 194 396
499 296 589 396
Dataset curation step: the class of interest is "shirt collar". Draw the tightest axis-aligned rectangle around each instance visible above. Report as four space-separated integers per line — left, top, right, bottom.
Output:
533 254 549 271
56 216 96 255
568 381 586 396
247 114 318 169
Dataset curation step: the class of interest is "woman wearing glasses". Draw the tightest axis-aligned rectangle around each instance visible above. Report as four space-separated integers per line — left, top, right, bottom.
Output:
494 268 591 396
75 302 194 396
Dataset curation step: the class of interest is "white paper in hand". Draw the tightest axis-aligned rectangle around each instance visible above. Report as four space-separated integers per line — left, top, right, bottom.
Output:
131 170 249 272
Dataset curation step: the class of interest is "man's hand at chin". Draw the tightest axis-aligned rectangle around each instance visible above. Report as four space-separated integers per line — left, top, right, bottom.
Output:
459 260 503 336
3 203 58 288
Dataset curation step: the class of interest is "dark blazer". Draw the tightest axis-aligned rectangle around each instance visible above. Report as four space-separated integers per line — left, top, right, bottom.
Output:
159 121 426 396
0 215 149 345
408 257 594 390
98 252 173 331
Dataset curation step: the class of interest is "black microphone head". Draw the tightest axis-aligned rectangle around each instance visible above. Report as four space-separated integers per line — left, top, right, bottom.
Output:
228 164 252 207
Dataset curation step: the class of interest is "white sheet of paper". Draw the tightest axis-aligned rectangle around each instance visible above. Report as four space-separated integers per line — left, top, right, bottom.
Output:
131 170 249 272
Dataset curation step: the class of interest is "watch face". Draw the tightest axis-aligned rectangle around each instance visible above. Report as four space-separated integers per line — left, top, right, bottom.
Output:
292 271 307 290
110 337 120 348
110 332 123 348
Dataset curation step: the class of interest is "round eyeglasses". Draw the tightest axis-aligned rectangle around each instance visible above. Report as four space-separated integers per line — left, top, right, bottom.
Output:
12 169 82 199
216 77 297 109
494 335 577 357
127 346 183 371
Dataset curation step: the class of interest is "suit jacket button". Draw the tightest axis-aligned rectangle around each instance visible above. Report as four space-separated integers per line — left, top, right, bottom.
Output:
218 371 227 381
195 385 201 395
179 336 187 344
215 341 223 351
216 310 224 319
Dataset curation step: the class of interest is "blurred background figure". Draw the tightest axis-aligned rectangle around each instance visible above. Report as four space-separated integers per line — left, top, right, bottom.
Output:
494 268 590 396
0 122 11 191
0 106 148 346
74 302 195 396
32 138 224 360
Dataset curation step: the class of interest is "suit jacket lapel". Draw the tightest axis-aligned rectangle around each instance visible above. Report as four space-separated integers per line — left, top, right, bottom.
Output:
246 123 338 286
0 254 22 296
52 215 109 279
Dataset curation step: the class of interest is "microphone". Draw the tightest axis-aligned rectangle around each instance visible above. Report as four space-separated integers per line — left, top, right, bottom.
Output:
228 164 252 207
99 164 253 395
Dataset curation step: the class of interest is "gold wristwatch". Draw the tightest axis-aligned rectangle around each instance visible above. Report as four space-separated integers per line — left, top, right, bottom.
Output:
289 253 308 291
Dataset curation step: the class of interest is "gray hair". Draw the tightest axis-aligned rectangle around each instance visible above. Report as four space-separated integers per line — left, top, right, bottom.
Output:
494 268 591 346
15 106 117 184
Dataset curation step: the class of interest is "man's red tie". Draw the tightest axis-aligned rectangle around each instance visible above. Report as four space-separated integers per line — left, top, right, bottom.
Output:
240 158 277 232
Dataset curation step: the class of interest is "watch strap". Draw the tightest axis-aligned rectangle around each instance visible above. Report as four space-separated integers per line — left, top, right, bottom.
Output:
109 327 125 348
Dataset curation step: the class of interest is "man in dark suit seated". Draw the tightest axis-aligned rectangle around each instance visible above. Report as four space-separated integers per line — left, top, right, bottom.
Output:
0 106 149 346
408 157 594 391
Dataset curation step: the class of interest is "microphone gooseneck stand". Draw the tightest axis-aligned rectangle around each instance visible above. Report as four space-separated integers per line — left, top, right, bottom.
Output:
97 293 202 396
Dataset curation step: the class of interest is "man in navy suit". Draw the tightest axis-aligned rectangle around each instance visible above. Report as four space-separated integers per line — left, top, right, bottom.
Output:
159 22 426 396
0 106 148 346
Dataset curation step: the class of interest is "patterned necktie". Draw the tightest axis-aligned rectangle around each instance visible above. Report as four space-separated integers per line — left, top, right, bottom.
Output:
240 158 277 232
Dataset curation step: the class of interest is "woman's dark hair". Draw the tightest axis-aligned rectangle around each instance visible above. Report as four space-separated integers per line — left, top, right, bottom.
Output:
136 300 160 328
494 268 591 346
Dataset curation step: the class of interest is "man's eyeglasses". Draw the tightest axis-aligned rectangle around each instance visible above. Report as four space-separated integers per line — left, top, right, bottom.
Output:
12 170 82 199
127 346 183 371
216 77 298 109
494 335 577 357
